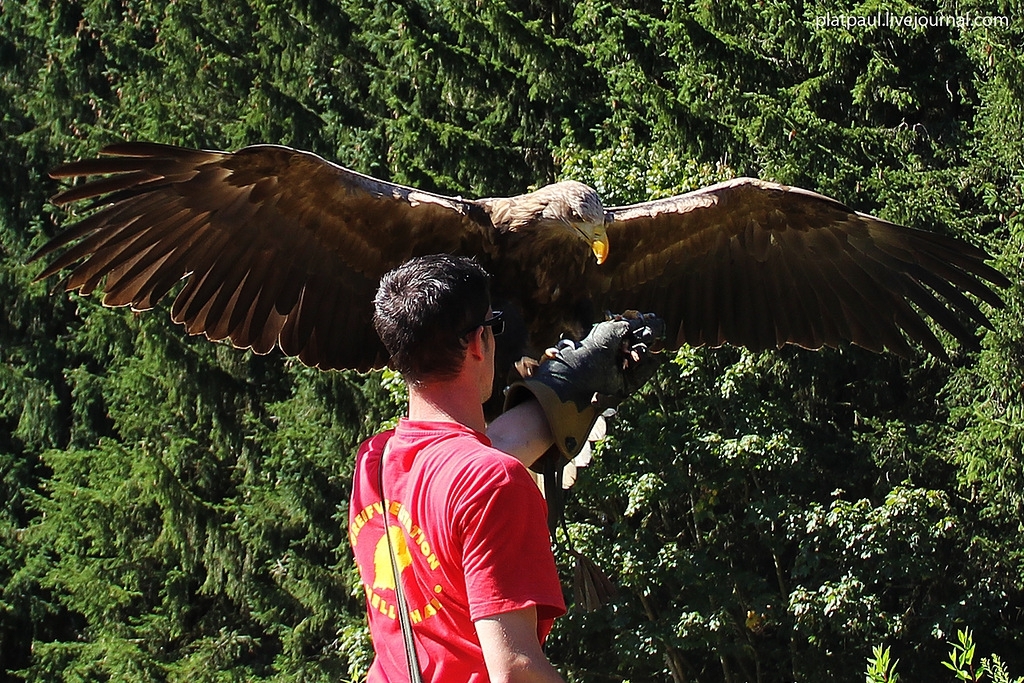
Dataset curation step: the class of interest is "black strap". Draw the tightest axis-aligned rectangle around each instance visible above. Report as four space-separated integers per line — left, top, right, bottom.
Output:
540 448 566 535
378 442 425 683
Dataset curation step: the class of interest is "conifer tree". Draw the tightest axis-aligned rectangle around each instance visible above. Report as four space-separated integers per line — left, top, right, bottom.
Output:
1 1 1021 681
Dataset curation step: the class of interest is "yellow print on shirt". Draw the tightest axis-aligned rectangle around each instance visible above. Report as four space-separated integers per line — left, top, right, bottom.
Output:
350 500 445 623
372 526 412 590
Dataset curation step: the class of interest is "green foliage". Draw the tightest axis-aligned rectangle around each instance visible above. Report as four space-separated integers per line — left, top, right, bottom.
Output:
866 629 1024 683
1 0 1023 681
866 644 900 683
945 628 985 682
985 655 1024 683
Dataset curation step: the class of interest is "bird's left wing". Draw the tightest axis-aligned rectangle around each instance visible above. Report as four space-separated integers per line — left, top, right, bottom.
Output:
593 178 1009 358
32 142 498 371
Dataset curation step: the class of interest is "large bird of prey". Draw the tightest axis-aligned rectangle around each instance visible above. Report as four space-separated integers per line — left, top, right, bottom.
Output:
32 141 1010 372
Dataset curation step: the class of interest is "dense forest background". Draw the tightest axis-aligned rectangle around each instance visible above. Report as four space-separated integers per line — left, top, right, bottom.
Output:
2 0 1023 681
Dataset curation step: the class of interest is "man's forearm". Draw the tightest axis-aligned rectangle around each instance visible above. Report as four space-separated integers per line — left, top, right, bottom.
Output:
486 400 553 468
476 607 564 683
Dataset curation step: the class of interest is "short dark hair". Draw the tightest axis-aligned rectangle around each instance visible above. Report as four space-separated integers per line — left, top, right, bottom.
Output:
373 255 491 382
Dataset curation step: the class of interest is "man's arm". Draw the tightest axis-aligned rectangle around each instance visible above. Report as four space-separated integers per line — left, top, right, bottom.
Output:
476 606 564 683
486 400 553 468
498 315 665 463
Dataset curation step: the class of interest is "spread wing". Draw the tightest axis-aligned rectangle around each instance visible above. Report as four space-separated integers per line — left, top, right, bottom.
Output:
32 142 498 371
595 178 1009 358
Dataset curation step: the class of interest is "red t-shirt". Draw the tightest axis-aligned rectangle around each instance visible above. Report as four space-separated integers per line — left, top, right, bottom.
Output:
349 419 566 682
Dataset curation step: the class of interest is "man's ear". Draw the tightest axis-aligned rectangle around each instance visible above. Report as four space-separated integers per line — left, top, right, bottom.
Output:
467 326 490 361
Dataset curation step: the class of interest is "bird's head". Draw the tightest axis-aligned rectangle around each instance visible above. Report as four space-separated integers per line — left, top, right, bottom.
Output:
535 181 609 264
486 180 610 264
499 180 602 266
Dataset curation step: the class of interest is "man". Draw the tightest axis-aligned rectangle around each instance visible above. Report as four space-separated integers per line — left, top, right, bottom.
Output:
349 254 660 682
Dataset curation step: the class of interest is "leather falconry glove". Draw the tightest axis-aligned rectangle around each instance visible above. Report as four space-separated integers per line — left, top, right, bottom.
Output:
504 312 666 460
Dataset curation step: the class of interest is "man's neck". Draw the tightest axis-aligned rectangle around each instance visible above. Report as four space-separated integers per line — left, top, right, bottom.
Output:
407 377 487 433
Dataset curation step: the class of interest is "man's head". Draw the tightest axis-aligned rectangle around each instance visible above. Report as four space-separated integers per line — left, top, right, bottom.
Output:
373 255 493 383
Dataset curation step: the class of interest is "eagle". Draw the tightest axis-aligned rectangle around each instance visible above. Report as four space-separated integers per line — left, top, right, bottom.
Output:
32 141 1010 378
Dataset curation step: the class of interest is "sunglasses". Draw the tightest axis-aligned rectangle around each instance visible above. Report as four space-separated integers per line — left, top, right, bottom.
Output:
462 310 504 337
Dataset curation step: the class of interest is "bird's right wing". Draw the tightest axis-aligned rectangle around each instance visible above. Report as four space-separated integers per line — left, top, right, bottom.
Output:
33 142 498 371
594 178 1009 358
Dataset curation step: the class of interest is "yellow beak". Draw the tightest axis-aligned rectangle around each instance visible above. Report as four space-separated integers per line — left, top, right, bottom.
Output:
591 231 609 265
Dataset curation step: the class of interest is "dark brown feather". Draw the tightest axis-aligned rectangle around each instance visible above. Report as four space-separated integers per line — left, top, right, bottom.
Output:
35 144 1008 374
34 142 497 370
596 178 1007 357
571 550 617 612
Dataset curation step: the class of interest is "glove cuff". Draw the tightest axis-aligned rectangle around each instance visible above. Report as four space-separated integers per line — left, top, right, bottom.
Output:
505 378 598 460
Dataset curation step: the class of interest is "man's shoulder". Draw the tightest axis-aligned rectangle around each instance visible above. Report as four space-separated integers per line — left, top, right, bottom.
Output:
442 442 543 510
355 429 393 463
393 425 531 493
453 440 527 482
362 420 534 491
